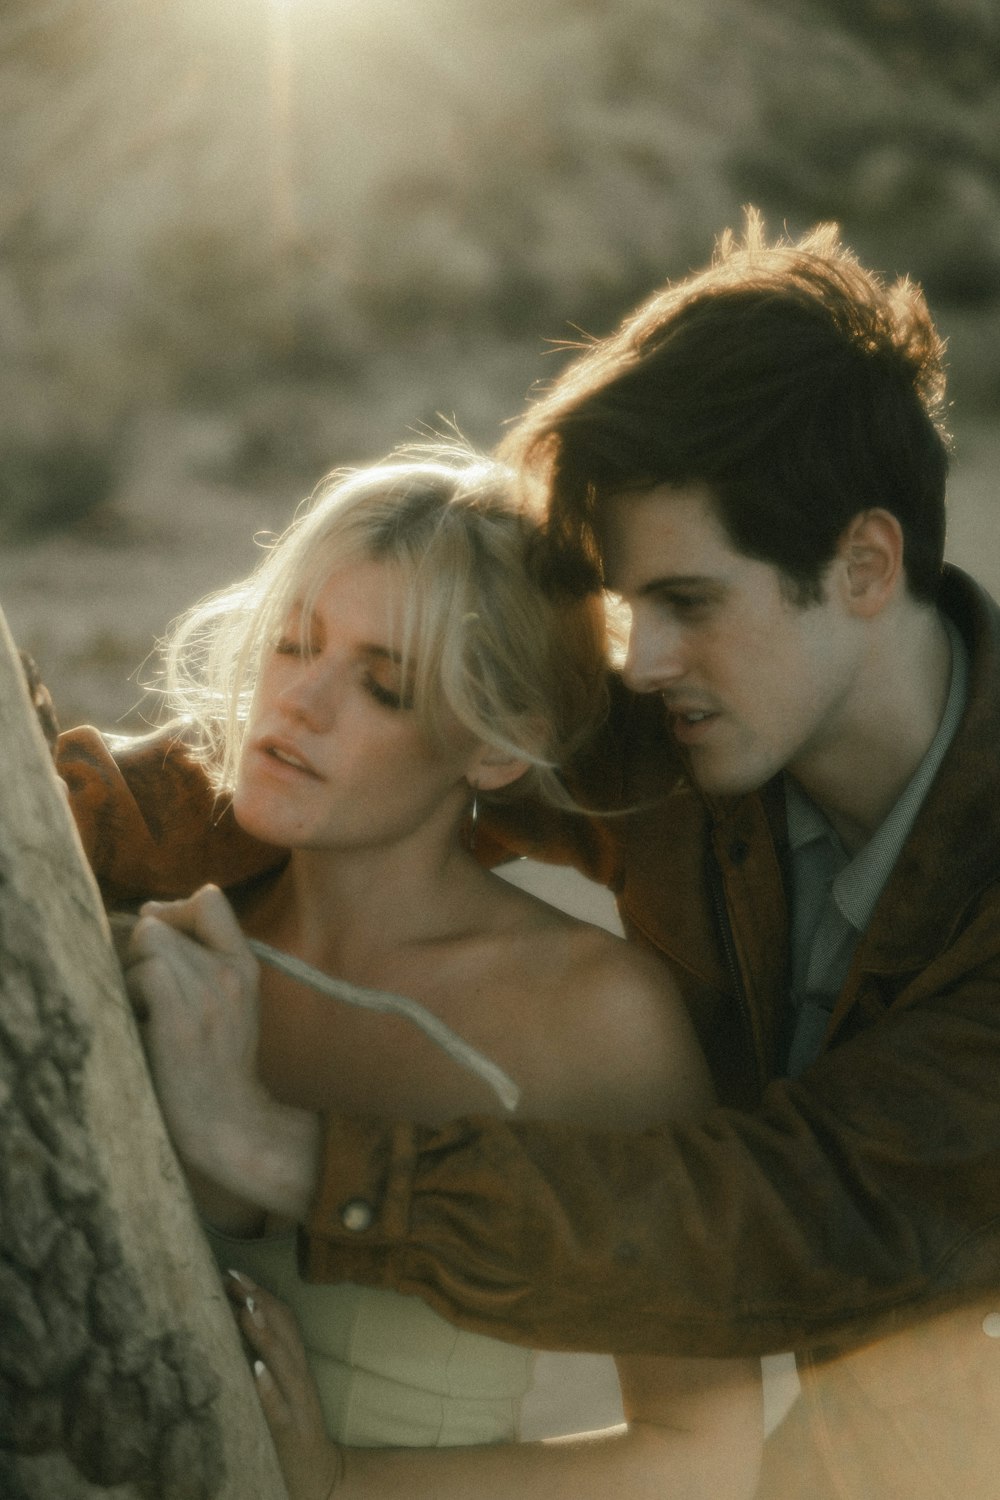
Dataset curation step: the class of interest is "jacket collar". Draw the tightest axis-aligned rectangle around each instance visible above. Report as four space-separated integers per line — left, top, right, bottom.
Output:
854 566 1000 974
700 566 1000 979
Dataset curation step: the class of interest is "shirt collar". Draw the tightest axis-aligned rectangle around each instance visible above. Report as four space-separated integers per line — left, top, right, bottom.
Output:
785 775 841 855
785 615 969 933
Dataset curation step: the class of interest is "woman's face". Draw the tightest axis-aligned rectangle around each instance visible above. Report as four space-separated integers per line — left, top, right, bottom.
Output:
233 558 479 852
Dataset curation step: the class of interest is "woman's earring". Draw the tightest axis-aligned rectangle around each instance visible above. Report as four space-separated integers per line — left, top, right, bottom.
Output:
466 788 479 851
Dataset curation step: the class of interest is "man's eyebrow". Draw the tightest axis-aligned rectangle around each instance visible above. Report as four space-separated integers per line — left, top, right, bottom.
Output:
633 574 724 597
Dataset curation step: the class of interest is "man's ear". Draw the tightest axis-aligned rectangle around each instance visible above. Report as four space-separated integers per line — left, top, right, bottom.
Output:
466 745 531 794
837 508 905 617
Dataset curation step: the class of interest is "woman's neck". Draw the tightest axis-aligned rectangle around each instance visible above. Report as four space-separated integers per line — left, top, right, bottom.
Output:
241 826 487 979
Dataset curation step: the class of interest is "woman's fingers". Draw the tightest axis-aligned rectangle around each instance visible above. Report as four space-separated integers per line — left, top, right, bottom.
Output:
119 907 266 1194
253 1353 294 1429
224 1272 342 1500
227 1275 319 1404
140 885 257 982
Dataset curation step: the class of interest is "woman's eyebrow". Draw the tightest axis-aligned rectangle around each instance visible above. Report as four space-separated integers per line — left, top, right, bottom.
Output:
361 643 405 665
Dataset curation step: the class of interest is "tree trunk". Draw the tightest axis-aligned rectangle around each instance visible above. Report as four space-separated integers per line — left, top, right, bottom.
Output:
0 605 287 1499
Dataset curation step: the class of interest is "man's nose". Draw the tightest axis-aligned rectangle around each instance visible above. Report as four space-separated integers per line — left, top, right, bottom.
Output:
622 617 686 693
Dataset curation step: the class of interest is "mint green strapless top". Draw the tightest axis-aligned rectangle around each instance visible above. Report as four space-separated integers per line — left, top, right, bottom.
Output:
205 1226 535 1448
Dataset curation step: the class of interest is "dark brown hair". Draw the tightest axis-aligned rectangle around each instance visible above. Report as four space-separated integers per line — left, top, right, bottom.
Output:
502 213 951 605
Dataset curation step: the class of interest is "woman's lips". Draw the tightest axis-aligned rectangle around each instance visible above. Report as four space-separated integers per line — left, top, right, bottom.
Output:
255 739 323 778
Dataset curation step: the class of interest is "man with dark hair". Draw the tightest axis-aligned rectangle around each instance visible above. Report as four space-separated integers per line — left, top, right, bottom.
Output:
512 213 949 608
65 217 1000 1496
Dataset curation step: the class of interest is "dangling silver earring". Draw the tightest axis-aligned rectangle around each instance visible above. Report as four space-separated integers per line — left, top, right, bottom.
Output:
466 788 479 851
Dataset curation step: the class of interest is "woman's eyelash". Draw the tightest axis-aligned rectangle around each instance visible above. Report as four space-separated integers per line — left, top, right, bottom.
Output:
275 637 305 656
365 677 404 709
272 639 410 710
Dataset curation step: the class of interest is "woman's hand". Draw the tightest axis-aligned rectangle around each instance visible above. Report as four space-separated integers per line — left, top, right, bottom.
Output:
123 882 322 1223
226 1271 344 1500
123 885 265 1161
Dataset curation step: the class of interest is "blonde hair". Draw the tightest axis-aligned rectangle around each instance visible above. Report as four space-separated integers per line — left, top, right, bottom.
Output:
160 445 609 811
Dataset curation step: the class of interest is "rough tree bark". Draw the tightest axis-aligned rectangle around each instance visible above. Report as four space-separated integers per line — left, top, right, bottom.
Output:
0 604 287 1500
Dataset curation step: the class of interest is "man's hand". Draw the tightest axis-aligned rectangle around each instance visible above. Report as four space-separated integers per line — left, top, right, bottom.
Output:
124 884 321 1225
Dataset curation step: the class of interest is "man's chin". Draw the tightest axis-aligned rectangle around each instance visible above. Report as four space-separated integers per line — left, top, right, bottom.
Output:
686 752 773 800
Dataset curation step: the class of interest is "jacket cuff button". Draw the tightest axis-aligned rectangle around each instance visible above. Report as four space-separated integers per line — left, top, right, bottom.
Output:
982 1313 1000 1338
340 1198 375 1232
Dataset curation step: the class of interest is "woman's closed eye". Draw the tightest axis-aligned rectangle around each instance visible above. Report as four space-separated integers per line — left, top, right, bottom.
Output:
357 641 414 710
273 614 318 660
275 635 307 658
364 674 406 710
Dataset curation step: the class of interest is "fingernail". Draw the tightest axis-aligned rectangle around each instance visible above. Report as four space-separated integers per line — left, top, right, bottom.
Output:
225 1269 265 1326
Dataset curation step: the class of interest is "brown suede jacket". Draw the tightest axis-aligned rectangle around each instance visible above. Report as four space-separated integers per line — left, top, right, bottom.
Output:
58 567 1000 1387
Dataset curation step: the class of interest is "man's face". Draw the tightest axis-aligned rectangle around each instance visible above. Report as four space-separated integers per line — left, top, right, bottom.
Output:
602 483 867 797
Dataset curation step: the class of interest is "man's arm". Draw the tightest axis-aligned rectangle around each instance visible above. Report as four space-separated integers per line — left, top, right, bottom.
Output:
58 725 284 902
296 950 1000 1361
125 889 1000 1363
66 722 1000 1363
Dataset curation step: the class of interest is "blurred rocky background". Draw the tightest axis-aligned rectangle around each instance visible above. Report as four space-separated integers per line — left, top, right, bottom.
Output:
2 0 999 728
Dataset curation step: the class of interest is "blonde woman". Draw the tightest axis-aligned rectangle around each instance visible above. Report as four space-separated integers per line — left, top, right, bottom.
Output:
95 448 762 1498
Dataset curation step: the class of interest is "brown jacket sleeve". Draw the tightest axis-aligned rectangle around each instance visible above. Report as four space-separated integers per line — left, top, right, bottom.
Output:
57 725 284 903
298 927 1000 1361
56 722 608 900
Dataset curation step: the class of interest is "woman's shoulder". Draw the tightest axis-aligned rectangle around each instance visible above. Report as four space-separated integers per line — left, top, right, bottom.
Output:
565 927 713 1120
483 887 713 1131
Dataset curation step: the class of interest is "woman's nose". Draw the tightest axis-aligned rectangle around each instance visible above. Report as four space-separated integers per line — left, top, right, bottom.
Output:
278 657 339 729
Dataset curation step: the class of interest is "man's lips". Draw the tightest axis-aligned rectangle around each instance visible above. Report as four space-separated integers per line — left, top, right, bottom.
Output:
662 702 720 743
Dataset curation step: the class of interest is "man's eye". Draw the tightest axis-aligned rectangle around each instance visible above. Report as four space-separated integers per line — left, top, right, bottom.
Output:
667 594 711 615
